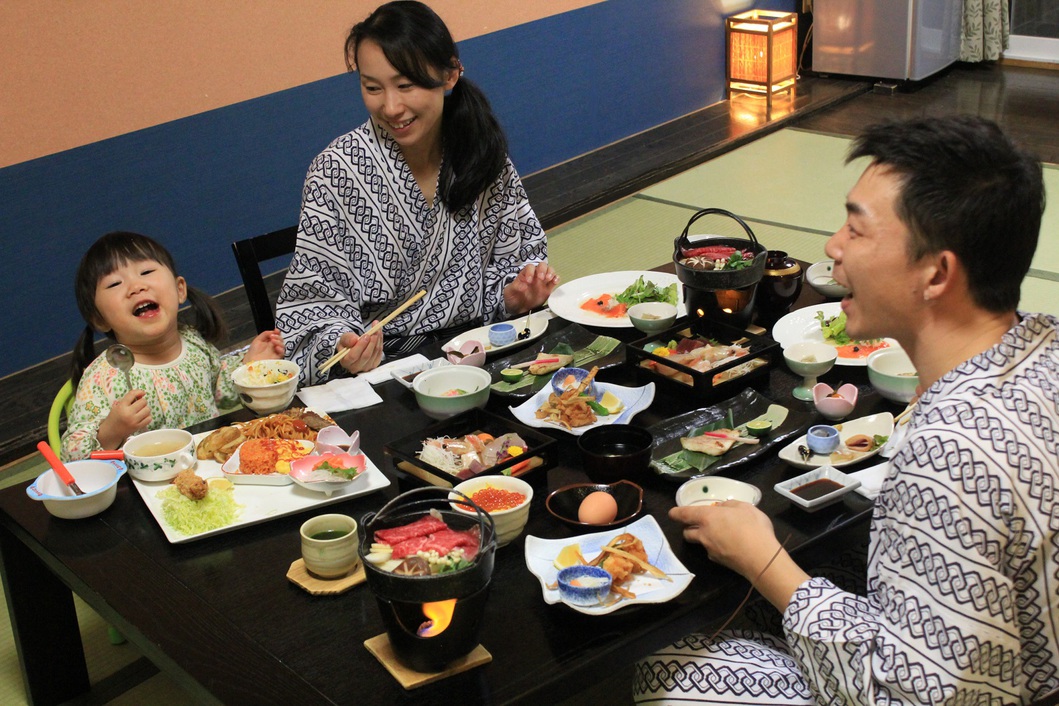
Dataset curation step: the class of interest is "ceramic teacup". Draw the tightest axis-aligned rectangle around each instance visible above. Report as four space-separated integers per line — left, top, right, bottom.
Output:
122 429 196 482
806 425 841 455
300 513 360 579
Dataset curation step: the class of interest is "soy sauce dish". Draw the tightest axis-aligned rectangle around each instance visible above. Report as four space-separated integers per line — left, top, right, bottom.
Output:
774 465 860 511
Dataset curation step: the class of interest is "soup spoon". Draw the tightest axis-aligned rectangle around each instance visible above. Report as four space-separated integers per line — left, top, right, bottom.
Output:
105 344 135 390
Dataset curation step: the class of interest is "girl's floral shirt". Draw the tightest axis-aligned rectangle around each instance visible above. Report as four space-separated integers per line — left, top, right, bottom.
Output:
61 327 242 460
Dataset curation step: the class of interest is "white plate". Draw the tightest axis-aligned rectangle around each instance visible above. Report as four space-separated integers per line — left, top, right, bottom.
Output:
130 431 391 544
774 465 861 510
771 303 900 367
508 381 655 436
524 515 694 615
777 412 894 470
443 311 551 356
219 439 316 485
547 271 686 328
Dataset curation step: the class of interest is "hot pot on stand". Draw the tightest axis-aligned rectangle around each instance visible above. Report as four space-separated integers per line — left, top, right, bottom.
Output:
673 208 767 329
360 487 497 672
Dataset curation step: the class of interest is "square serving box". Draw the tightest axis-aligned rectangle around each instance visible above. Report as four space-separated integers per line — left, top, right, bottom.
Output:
383 408 557 490
626 317 779 401
774 465 861 511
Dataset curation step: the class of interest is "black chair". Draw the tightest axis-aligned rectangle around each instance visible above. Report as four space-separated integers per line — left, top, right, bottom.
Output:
230 226 298 332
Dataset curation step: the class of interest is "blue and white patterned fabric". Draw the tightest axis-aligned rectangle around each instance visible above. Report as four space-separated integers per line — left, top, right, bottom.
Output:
636 313 1059 705
276 118 546 385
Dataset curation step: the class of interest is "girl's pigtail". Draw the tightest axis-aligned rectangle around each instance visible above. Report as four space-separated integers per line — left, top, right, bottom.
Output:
185 287 229 346
70 326 100 388
440 77 508 213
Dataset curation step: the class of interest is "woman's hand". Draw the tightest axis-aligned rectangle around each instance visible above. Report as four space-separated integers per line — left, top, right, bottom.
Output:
670 500 809 611
503 263 560 314
337 325 384 374
96 390 151 450
243 329 285 363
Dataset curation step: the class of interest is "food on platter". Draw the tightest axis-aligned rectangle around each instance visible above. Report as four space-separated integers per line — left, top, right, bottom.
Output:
239 360 296 385
536 366 612 430
417 432 531 480
172 469 208 500
580 293 627 319
523 352 575 376
363 510 482 574
195 408 335 463
235 438 313 475
679 428 759 456
156 475 242 536
678 244 756 271
290 452 366 482
551 533 668 602
640 336 766 386
815 311 890 360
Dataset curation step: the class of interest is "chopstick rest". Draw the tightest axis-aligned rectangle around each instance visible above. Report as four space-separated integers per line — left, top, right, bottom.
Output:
317 289 427 375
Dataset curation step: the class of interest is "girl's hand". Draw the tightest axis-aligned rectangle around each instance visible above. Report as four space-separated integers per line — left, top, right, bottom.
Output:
243 329 285 363
96 390 151 450
503 263 560 314
337 325 383 374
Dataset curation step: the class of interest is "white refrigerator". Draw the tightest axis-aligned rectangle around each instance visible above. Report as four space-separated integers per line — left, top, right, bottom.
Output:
812 0 963 81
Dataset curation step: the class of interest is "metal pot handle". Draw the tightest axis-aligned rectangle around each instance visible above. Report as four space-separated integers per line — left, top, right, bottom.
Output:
678 208 759 251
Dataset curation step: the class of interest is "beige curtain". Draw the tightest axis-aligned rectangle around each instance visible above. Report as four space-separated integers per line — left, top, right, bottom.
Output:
961 0 1010 61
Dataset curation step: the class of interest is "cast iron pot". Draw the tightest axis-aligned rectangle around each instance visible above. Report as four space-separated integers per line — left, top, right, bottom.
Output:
673 207 767 291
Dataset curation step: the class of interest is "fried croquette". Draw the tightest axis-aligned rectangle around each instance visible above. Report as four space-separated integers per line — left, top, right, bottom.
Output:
172 469 209 501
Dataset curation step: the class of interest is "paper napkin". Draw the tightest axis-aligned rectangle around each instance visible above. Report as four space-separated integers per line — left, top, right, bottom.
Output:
356 354 430 385
850 461 889 500
297 377 382 413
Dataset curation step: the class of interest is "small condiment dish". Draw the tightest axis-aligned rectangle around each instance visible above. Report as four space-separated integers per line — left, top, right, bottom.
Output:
627 302 678 334
550 367 598 398
867 347 919 403
675 477 761 507
774 465 860 511
442 339 486 367
27 459 126 519
487 323 517 347
288 452 367 497
812 383 858 421
805 260 850 299
450 475 533 547
805 425 841 455
545 480 643 529
557 565 613 607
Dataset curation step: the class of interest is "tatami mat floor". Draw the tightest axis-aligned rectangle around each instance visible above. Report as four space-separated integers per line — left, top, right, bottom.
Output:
2 126 1056 706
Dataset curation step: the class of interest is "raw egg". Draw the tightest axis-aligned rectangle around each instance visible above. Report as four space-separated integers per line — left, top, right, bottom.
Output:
578 491 618 525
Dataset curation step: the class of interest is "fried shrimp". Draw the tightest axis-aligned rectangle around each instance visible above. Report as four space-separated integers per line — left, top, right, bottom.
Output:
172 469 209 501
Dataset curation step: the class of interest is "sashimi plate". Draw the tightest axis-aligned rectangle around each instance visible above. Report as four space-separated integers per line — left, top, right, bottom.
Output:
547 271 685 328
772 303 900 367
131 430 390 544
524 515 694 615
509 382 655 436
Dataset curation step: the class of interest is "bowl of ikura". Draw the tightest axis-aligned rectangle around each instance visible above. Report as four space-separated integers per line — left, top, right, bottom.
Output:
450 475 532 546
232 359 300 415
412 365 491 420
360 487 496 672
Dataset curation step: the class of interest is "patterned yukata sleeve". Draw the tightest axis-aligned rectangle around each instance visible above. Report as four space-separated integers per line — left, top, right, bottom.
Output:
276 153 368 386
60 359 119 461
479 160 547 323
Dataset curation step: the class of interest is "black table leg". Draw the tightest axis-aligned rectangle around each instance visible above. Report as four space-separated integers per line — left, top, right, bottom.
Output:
0 522 90 705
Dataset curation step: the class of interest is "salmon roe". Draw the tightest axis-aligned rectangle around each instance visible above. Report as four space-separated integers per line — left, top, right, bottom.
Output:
468 486 526 512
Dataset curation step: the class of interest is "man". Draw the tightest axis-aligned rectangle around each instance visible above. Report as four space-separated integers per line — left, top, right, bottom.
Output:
636 116 1058 704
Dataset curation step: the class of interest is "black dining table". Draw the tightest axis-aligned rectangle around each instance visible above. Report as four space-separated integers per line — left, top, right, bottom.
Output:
0 280 896 706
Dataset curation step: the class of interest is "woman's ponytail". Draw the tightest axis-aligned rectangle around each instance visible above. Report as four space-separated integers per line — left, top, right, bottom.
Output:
440 77 508 213
185 286 229 346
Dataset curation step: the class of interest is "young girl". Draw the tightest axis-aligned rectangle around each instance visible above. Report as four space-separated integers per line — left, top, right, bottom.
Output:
61 231 284 460
276 0 559 383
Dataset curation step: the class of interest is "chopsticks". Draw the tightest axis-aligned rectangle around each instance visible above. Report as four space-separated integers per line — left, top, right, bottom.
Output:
316 289 426 375
894 401 917 427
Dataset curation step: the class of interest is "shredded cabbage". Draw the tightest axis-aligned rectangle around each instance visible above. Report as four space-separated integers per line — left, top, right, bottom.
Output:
157 485 242 536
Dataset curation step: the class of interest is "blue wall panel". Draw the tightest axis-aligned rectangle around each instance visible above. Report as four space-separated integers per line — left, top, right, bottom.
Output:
0 0 793 377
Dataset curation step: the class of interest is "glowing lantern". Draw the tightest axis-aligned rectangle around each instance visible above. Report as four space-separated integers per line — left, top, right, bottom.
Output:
726 10 798 106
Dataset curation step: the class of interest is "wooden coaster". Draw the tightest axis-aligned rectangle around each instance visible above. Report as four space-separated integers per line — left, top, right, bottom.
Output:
364 633 491 689
286 558 365 595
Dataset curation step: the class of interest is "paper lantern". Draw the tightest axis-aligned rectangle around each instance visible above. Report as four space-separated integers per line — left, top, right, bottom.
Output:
726 10 798 104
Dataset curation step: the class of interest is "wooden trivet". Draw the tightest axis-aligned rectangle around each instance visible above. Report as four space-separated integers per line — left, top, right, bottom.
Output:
286 558 365 595
364 633 491 689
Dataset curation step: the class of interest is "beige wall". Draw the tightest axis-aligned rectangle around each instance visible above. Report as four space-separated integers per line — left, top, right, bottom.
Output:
0 0 599 169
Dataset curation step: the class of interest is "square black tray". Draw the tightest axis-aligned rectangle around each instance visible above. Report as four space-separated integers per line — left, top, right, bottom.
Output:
626 317 779 401
383 408 557 489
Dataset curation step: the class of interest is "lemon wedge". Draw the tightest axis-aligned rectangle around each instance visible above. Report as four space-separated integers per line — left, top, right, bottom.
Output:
207 477 233 492
599 391 624 415
553 543 587 570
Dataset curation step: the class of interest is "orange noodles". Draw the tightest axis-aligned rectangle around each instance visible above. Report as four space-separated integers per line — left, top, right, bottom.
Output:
580 293 627 318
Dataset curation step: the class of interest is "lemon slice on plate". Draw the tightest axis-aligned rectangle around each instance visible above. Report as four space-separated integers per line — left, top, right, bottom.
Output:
599 391 624 415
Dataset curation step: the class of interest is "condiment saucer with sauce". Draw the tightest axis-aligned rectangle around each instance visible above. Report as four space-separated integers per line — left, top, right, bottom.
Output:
774 465 860 511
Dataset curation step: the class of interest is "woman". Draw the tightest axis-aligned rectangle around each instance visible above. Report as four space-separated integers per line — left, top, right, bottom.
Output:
277 1 558 384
